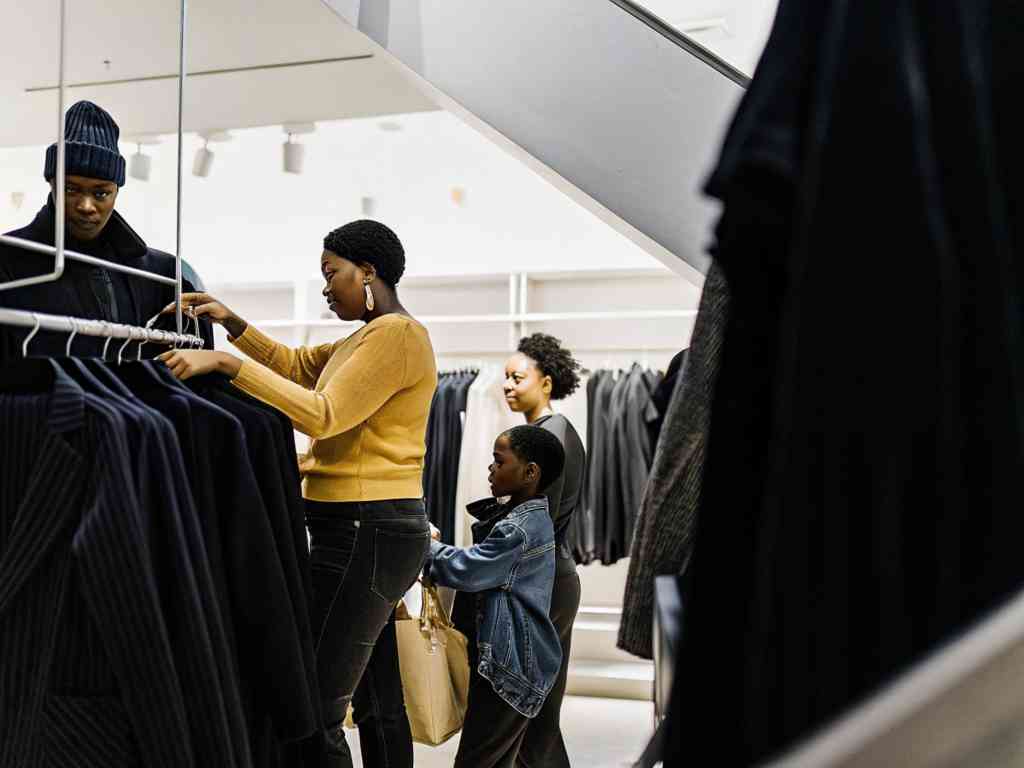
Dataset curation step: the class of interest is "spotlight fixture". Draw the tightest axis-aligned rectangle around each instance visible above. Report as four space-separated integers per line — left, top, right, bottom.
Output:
129 144 152 181
282 123 316 175
125 135 161 182
192 140 214 178
192 131 232 178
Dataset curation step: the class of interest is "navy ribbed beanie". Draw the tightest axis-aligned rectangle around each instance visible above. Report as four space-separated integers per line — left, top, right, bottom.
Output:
43 101 126 187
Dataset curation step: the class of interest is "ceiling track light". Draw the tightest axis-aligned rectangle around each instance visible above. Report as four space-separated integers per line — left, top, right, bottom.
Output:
192 131 232 178
193 139 214 178
129 143 152 182
125 135 161 182
282 123 316 175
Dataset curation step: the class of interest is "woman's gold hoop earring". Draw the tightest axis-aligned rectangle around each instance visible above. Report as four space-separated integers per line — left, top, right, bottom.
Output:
364 281 375 312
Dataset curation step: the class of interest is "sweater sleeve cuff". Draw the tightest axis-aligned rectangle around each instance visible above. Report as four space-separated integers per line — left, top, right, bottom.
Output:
229 324 278 365
230 359 273 400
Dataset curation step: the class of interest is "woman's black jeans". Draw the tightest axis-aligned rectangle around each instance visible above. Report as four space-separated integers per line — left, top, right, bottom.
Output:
306 499 430 768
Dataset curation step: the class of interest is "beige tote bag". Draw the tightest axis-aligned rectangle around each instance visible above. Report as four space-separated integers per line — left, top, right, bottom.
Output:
395 581 470 746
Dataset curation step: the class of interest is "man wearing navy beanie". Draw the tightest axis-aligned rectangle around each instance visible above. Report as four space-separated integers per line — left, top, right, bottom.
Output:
0 100 212 361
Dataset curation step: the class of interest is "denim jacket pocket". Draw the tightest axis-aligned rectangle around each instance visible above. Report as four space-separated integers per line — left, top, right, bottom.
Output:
372 528 431 603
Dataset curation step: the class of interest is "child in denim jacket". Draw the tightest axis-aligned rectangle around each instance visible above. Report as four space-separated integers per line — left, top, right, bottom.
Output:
424 425 566 768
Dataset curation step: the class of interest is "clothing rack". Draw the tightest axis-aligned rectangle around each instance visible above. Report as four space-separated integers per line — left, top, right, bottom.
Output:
0 308 203 350
0 0 189 338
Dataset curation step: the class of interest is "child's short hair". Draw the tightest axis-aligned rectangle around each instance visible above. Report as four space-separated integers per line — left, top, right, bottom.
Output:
502 425 566 491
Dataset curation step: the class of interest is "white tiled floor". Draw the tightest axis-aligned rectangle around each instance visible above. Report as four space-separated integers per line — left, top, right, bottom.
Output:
349 695 654 767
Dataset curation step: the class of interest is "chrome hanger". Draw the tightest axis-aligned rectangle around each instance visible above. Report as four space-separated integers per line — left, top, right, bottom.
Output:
21 313 41 357
101 321 113 362
65 317 79 357
117 326 135 365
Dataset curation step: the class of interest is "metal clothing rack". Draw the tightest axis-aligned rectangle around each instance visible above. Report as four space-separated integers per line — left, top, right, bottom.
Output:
0 0 189 344
0 309 203 350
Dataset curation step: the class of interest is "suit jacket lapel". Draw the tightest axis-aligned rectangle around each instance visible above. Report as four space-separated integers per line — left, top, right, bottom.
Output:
0 431 87 620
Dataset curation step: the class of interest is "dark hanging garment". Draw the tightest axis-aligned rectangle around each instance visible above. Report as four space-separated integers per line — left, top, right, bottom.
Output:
666 0 1024 763
188 376 320 765
0 361 219 768
119 366 314 749
423 371 477 544
572 372 605 565
645 349 687 450
600 366 661 565
55 359 251 768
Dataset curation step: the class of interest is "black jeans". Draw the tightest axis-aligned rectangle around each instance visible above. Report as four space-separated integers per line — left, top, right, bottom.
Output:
306 499 431 768
517 569 581 767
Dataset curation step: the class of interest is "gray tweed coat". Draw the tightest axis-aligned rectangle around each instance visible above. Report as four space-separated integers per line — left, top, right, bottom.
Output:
617 261 729 659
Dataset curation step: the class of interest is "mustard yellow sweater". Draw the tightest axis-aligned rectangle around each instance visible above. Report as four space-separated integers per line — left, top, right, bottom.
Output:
230 314 437 502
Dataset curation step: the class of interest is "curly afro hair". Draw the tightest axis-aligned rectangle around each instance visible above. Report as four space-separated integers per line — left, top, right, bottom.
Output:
323 220 406 287
517 333 582 401
502 424 566 492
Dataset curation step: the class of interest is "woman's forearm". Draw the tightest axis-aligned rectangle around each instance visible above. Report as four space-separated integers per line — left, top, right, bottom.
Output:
223 314 248 339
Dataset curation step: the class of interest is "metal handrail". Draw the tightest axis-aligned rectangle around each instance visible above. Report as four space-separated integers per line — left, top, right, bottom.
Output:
607 0 752 88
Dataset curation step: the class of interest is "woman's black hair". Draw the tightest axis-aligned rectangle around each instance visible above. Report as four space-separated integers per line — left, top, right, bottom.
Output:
323 220 406 287
517 332 583 401
503 425 566 491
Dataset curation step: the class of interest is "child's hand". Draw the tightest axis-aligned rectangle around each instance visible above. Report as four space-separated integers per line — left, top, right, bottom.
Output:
429 523 441 541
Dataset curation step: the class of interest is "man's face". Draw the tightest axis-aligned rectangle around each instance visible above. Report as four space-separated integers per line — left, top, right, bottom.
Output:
52 174 119 241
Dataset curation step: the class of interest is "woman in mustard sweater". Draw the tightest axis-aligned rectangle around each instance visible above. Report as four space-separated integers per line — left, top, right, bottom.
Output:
160 220 437 768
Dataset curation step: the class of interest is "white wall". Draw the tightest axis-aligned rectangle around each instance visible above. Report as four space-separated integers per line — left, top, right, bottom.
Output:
0 110 668 284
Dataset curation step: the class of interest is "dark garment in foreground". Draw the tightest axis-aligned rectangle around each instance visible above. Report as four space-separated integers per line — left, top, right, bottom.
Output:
0 361 215 767
0 197 213 362
516 570 581 768
667 0 1024 763
113 364 313 762
306 499 430 768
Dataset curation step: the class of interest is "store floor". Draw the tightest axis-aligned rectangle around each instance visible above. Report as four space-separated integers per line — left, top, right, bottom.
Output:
348 695 654 767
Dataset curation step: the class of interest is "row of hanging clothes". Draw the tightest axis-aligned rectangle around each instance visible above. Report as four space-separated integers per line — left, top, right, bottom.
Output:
421 354 687 563
422 369 478 544
1 318 318 768
572 354 684 566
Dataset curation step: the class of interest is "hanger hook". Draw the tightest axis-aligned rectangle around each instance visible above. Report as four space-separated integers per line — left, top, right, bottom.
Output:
187 306 200 349
117 326 134 365
137 328 149 362
101 321 114 362
65 317 79 358
22 313 41 357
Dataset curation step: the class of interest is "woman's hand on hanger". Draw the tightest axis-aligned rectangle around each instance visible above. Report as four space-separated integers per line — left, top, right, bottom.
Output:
162 292 248 339
158 349 242 381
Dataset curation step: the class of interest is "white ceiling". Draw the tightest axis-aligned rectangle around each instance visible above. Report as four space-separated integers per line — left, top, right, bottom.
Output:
0 0 438 147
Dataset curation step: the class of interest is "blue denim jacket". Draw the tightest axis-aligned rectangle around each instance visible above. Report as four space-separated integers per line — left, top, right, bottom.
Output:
425 496 562 718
